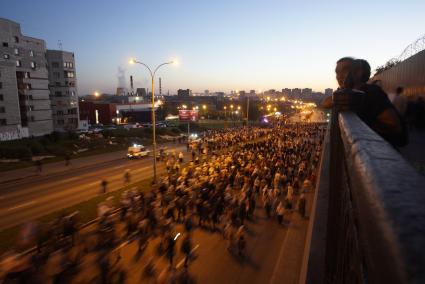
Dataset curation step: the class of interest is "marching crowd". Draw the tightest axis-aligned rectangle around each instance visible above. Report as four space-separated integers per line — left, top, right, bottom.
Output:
0 122 326 284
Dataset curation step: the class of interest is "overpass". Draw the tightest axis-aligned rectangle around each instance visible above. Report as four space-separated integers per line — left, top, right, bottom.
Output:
299 89 425 284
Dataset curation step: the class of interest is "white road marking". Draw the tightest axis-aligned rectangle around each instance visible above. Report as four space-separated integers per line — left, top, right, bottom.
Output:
113 165 126 170
6 200 37 211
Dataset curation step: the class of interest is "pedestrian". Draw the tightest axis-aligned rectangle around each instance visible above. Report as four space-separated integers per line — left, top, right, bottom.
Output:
165 233 176 266
101 179 108 194
35 160 42 174
64 154 70 166
298 193 306 218
180 234 192 267
276 201 285 225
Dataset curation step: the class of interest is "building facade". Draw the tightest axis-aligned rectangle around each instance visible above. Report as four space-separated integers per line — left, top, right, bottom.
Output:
0 18 53 139
46 50 79 131
325 88 333 96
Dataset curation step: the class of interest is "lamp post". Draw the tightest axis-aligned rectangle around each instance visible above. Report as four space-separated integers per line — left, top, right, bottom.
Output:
130 58 176 183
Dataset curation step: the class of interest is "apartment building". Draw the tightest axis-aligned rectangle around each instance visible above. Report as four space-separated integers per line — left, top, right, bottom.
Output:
46 50 79 131
0 18 53 140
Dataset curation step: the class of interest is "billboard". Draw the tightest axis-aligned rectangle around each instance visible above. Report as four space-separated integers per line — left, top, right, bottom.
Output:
179 110 199 121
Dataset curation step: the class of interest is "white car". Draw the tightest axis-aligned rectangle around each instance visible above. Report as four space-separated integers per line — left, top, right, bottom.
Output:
127 144 150 159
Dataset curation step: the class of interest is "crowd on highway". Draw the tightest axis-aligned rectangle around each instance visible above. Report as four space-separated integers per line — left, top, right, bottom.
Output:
0 122 326 284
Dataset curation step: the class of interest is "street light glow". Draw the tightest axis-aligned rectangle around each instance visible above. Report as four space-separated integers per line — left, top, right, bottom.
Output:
128 58 135 65
94 91 100 97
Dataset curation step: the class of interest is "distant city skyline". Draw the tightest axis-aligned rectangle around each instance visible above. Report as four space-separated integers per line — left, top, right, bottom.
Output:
2 0 425 95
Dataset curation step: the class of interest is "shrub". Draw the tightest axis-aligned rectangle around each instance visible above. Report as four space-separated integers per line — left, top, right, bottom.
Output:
25 140 45 155
0 145 32 160
143 128 153 135
44 144 67 156
168 127 181 135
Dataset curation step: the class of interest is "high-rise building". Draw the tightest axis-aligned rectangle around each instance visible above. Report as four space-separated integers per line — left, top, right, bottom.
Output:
177 89 191 97
292 88 301 98
0 18 53 140
282 88 292 97
325 88 333 96
46 50 79 131
302 88 312 97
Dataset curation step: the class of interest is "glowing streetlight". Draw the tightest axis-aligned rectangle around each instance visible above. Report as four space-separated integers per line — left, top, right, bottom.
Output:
237 106 241 110
94 91 100 97
129 57 177 183
202 105 207 110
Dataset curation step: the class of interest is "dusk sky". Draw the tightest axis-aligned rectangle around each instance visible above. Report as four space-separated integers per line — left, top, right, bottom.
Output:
3 0 425 95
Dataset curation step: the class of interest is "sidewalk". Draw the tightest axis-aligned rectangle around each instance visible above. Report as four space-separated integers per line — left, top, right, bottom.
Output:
400 128 425 175
0 142 185 184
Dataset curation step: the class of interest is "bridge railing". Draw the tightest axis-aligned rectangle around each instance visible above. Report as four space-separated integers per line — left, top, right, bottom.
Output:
301 89 425 284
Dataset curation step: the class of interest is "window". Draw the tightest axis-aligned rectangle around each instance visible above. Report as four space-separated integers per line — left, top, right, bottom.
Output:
55 91 62 97
3 54 9 59
28 95 33 100
71 91 75 96
2 42 8 47
57 119 64 125
0 119 6 126
13 36 19 43
0 94 3 101
29 50 34 57
52 62 59 68
0 106 5 113
16 60 21 67
53 72 60 79
14 48 19 55
63 62 74 68
57 110 64 115
55 82 60 86
67 108 77 114
30 62 36 69
28 105 34 111
0 82 2 89
63 71 74 78
24 72 30 78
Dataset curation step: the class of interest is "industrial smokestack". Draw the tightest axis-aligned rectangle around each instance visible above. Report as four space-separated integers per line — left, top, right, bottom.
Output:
130 75 134 95
159 77 162 95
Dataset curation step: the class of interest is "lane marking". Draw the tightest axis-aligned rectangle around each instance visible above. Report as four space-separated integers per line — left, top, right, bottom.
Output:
6 200 37 211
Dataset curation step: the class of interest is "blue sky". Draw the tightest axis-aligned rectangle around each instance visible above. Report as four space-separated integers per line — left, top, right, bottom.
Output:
2 0 425 94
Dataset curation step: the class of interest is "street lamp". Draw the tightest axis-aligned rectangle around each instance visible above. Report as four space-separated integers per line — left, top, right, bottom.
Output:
129 58 176 183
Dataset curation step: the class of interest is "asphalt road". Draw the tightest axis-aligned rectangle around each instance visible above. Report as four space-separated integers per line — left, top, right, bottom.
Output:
42 189 312 284
0 145 188 231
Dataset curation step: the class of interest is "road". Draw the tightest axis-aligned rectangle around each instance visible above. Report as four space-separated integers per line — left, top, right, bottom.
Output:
0 144 188 231
40 185 314 284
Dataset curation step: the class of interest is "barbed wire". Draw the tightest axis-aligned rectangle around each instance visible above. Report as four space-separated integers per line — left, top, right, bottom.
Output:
391 34 425 62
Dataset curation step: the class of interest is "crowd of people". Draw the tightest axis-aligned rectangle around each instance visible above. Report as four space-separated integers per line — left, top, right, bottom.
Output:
0 122 326 284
